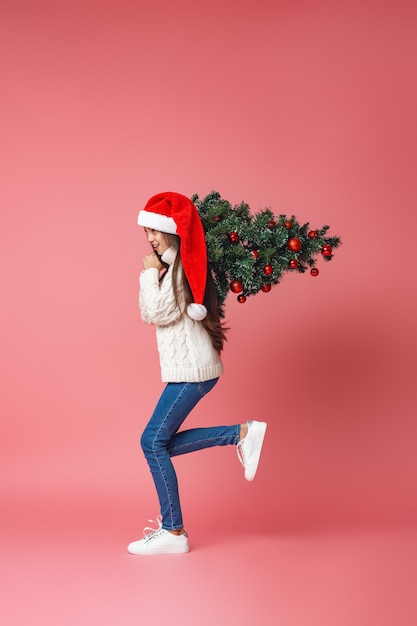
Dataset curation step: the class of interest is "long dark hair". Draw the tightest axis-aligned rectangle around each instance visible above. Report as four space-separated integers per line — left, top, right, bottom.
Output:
162 234 228 353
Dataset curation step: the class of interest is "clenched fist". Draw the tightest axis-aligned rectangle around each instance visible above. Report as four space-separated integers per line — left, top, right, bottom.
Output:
143 252 164 271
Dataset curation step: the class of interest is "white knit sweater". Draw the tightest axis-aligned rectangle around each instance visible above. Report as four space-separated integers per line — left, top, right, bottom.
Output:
139 246 224 383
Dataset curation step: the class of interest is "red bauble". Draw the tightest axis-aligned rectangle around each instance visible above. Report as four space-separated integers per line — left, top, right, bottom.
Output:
263 264 273 275
284 220 293 229
230 280 243 293
261 284 271 293
229 231 239 243
267 219 276 229
214 215 221 222
321 244 333 257
287 237 302 252
310 268 319 277
237 294 247 303
289 259 299 269
308 230 318 239
251 249 259 260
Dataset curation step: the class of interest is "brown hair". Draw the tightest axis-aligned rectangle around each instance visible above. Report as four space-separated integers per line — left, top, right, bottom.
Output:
163 233 228 353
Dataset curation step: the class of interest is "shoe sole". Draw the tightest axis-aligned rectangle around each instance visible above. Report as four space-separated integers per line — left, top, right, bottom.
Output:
128 546 190 555
127 540 190 555
245 421 267 481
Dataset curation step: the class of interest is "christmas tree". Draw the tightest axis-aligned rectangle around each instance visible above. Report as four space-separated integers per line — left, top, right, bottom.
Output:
192 191 342 318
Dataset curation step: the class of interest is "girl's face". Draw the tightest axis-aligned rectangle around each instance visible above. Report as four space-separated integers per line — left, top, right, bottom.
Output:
144 228 170 256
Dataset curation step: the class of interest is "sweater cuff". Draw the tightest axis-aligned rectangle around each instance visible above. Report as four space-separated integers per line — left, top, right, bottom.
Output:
139 267 159 285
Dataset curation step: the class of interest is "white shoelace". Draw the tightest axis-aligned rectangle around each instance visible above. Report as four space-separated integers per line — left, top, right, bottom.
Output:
142 516 188 544
236 439 247 468
142 515 163 541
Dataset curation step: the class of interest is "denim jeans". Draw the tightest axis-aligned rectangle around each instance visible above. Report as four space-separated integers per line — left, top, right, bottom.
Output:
140 378 240 531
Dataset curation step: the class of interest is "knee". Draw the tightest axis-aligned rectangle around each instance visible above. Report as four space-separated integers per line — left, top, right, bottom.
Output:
140 427 152 455
140 424 170 456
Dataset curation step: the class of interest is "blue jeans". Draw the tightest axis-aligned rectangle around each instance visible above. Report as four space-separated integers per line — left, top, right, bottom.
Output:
140 378 240 531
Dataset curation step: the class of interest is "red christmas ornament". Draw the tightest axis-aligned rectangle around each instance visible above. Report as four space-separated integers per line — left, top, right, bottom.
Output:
321 244 333 257
308 230 318 239
289 259 299 269
263 264 273 275
310 268 319 277
230 280 243 293
229 231 239 243
261 284 271 293
214 215 221 222
237 294 246 303
284 220 293 229
251 249 259 260
267 219 276 229
288 237 302 252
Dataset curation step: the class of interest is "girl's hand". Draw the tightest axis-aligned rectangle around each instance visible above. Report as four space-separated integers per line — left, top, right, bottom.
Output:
143 252 163 271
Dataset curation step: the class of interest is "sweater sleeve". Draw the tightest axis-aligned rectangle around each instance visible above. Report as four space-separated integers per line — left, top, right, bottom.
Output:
139 267 184 326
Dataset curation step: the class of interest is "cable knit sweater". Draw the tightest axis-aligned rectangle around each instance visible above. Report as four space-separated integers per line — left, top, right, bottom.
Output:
139 246 224 383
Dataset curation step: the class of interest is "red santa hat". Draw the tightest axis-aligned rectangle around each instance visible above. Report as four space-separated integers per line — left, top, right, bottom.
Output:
138 192 208 321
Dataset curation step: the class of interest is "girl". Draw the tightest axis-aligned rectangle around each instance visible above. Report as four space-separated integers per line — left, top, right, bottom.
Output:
128 192 267 555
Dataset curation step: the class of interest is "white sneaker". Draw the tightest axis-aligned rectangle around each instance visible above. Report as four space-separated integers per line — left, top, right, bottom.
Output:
127 516 190 555
236 420 267 481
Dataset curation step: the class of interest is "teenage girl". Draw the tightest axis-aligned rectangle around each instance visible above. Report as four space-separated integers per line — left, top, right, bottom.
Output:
128 192 267 555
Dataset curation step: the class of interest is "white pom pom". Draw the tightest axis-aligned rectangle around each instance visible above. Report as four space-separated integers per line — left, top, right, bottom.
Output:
187 303 207 321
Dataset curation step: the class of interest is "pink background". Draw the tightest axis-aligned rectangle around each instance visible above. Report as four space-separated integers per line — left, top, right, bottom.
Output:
1 0 416 624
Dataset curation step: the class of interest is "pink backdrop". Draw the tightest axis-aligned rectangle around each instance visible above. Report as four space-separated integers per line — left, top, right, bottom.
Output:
1 1 416 624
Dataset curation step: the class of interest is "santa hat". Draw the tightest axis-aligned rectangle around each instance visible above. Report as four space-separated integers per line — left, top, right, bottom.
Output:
138 192 208 321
